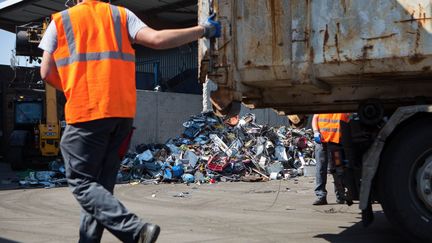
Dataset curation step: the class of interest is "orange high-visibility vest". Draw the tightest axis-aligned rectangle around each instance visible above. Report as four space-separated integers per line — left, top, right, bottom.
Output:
52 1 136 124
317 113 349 144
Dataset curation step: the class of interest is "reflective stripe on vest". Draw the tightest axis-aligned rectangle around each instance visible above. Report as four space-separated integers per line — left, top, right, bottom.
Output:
318 118 342 124
319 127 340 133
55 5 134 68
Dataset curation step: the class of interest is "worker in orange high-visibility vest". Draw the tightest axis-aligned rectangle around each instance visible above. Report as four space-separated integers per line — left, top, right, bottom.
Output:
39 1 221 242
311 113 350 206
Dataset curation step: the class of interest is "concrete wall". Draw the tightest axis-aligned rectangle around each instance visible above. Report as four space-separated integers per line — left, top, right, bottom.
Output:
131 91 288 148
132 90 202 147
239 106 288 127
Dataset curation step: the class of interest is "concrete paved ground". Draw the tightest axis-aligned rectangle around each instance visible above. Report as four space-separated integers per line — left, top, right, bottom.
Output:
0 162 406 243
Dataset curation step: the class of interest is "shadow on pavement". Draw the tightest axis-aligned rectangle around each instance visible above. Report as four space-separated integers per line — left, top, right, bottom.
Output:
314 211 409 243
0 237 20 243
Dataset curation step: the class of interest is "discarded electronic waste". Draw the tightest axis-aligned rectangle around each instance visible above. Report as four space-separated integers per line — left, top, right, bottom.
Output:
118 112 316 184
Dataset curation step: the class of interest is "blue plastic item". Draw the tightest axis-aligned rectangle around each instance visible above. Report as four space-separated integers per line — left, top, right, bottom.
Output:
182 173 195 183
163 168 173 180
172 165 184 178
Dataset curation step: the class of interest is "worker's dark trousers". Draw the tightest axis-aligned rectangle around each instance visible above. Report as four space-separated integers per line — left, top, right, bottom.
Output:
60 118 144 243
314 142 345 201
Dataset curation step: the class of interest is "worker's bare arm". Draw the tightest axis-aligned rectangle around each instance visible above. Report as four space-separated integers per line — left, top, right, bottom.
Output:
40 51 63 91
135 26 205 50
312 114 319 132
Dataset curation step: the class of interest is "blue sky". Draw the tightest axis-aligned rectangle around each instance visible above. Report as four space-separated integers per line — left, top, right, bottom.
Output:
0 0 32 66
0 29 16 65
0 0 11 65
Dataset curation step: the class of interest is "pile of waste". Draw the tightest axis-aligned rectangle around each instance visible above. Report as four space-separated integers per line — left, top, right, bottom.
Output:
118 112 316 184
15 112 316 188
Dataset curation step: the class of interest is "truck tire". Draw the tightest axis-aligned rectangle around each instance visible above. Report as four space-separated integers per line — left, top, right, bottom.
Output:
8 146 25 171
378 116 432 242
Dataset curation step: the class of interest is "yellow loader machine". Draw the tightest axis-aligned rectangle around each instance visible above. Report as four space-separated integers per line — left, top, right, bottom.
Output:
7 20 61 170
38 84 61 157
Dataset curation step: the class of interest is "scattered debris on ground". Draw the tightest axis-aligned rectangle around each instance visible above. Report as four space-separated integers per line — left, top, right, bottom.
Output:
16 160 66 188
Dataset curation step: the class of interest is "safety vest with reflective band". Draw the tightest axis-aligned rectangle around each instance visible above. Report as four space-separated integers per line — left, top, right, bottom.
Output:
317 113 349 144
52 1 136 124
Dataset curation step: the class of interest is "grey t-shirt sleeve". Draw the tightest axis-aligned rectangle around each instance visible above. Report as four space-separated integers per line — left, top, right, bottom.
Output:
38 21 58 54
126 8 147 42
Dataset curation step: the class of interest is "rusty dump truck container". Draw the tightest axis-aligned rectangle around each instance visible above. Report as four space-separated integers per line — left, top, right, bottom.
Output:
198 0 432 115
199 1 432 241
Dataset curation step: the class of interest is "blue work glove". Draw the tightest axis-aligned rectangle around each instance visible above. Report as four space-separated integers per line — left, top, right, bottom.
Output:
314 132 322 144
201 13 221 38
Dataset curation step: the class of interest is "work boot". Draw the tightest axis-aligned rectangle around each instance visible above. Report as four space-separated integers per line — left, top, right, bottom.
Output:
138 223 160 243
312 198 328 206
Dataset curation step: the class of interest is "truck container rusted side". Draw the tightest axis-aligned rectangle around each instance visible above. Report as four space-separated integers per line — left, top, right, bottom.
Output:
199 0 432 115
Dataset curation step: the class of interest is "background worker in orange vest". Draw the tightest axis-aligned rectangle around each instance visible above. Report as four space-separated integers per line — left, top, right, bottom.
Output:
311 113 350 205
39 0 220 242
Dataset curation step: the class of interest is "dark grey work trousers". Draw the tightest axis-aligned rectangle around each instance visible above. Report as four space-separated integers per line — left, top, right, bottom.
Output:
314 142 345 201
60 118 144 243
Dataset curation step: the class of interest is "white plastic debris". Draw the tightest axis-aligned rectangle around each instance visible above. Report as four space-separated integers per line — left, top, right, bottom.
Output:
138 150 154 162
210 134 233 157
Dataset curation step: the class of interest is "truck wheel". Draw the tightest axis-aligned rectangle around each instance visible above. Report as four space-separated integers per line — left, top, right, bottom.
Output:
8 146 26 171
378 117 432 242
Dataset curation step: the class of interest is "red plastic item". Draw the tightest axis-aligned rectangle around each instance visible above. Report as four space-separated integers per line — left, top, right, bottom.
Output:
118 127 135 159
224 114 240 126
207 156 229 172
